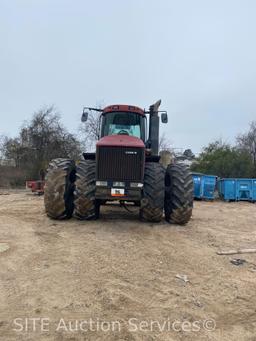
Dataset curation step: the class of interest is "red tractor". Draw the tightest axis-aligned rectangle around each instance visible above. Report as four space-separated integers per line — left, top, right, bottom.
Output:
44 100 193 224
26 180 45 195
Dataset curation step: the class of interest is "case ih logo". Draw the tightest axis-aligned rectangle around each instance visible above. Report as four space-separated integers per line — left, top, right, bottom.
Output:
125 151 137 155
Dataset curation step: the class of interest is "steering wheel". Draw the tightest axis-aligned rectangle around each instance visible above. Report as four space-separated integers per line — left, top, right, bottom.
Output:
118 130 129 135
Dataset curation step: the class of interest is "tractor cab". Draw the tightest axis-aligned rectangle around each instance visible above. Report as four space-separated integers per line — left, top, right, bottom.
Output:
101 108 146 141
81 102 168 153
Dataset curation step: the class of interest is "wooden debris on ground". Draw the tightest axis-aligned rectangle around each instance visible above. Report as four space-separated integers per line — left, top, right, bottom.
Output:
175 274 189 283
217 248 256 255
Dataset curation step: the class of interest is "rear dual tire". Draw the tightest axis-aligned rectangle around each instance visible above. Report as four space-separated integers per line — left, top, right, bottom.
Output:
44 159 99 220
140 162 193 225
73 160 99 220
164 163 193 225
140 162 165 222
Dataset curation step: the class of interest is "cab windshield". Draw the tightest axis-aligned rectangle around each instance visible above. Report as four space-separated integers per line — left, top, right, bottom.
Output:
102 112 146 141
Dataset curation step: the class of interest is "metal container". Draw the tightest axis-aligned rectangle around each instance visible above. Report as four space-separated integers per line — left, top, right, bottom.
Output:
192 173 217 200
218 178 256 202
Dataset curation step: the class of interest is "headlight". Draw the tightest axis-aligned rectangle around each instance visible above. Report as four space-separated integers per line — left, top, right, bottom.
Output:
130 182 143 188
113 181 125 187
96 181 108 186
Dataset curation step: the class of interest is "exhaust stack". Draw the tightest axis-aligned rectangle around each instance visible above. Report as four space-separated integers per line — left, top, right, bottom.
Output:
148 99 161 156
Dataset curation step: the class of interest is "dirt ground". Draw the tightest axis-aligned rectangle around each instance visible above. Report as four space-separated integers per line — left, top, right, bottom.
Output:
0 190 256 341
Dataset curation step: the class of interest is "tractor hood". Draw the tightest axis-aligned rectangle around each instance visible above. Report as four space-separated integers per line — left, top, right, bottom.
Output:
97 135 145 148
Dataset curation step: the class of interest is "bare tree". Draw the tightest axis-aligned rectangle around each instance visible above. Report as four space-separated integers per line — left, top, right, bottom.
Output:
237 121 256 166
79 111 101 151
159 133 172 152
0 135 7 159
3 106 82 178
79 102 105 151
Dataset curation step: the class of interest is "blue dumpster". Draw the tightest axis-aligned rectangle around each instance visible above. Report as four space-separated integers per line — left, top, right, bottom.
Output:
218 178 256 202
192 173 217 200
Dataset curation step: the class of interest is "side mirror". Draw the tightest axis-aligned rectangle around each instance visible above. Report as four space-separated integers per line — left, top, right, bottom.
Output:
81 111 88 122
161 113 168 123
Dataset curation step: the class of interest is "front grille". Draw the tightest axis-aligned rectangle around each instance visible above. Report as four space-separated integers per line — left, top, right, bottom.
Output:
97 146 145 181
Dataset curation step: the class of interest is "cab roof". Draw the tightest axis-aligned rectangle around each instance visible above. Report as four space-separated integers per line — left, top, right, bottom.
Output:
103 104 145 116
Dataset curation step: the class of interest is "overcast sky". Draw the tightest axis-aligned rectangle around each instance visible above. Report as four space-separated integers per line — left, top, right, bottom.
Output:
1 0 256 153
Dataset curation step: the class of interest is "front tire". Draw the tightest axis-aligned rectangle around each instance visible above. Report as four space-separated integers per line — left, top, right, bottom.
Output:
44 158 76 219
164 163 193 225
74 160 99 220
140 162 165 222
